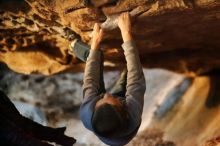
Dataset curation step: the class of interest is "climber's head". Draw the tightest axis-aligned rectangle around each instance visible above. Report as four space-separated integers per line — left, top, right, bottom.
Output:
92 93 128 137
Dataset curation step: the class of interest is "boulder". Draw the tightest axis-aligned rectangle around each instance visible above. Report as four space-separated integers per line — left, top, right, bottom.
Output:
0 0 220 75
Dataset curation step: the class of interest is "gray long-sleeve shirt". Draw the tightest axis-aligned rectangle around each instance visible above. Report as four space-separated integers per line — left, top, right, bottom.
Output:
80 40 146 146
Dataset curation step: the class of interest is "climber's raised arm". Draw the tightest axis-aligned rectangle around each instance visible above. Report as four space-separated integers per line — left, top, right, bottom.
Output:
83 23 104 100
118 12 146 125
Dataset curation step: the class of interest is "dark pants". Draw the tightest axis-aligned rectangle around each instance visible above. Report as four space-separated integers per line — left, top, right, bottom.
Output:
0 90 76 146
72 40 127 97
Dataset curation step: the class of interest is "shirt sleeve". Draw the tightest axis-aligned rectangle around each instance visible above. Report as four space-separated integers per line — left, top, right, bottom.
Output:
82 49 101 101
122 40 146 125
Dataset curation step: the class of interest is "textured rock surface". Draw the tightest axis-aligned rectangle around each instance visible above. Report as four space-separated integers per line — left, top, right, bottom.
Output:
0 0 220 75
203 137 220 146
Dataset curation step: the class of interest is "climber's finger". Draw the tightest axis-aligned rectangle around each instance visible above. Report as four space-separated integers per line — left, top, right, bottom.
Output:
99 28 104 39
94 23 101 32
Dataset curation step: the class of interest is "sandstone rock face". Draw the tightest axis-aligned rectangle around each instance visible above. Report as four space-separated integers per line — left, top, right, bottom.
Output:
149 75 220 146
0 0 220 75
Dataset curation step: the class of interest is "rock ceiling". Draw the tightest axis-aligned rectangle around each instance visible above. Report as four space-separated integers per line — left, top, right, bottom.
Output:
0 0 220 75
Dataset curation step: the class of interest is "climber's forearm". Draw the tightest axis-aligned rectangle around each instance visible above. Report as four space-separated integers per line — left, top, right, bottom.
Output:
83 49 102 98
91 41 101 50
122 40 146 125
121 31 133 43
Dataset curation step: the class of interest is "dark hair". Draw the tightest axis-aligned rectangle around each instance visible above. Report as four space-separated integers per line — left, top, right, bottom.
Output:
92 103 127 137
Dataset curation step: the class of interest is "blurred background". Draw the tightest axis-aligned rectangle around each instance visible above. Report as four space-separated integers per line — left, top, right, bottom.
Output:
2 62 219 146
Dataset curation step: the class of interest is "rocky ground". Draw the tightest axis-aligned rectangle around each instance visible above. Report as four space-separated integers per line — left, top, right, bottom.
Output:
128 129 175 146
203 137 220 146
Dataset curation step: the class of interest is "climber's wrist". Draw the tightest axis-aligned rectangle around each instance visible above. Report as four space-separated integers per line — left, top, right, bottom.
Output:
91 41 100 50
122 31 133 42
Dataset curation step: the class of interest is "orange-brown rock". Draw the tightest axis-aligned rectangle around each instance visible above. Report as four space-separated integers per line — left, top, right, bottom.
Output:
0 0 220 75
148 76 220 146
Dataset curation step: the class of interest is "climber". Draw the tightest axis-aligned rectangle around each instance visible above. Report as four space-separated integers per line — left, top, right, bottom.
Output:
0 90 76 146
70 12 146 145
